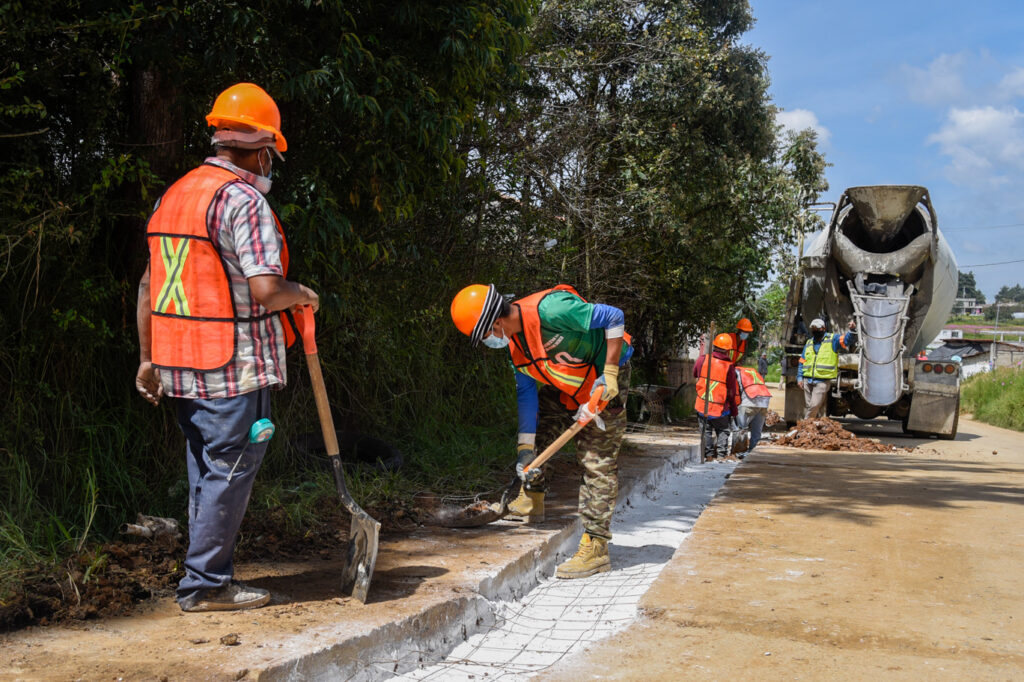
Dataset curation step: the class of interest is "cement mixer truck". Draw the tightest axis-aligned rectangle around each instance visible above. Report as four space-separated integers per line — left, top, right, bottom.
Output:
780 185 960 438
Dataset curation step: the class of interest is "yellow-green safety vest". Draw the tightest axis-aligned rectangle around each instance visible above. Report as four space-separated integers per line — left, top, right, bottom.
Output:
803 334 839 380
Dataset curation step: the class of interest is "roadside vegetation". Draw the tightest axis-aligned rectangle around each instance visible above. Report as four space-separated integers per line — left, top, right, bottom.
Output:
961 368 1024 432
1 0 827 610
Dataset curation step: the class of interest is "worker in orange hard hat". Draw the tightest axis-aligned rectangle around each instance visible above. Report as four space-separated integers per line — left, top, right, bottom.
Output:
451 283 633 579
135 82 317 614
726 317 754 363
693 333 741 460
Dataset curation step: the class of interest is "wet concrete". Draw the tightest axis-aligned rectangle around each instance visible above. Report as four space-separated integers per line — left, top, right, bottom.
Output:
0 432 698 681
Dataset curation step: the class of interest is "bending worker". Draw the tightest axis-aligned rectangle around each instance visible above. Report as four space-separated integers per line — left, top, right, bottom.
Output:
135 83 319 612
693 333 741 460
797 318 856 419
735 365 772 454
728 317 754 363
451 283 632 579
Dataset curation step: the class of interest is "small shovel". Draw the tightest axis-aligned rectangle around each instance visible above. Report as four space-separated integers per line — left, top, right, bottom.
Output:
424 387 609 528
295 305 380 603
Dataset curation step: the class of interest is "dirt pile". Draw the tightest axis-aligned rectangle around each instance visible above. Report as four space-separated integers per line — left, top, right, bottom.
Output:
774 418 901 452
764 410 784 427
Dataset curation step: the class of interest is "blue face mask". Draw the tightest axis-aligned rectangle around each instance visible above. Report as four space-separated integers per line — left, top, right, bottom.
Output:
739 332 749 340
482 330 510 349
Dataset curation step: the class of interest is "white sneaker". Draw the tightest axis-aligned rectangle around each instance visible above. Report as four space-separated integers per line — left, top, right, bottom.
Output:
180 581 270 612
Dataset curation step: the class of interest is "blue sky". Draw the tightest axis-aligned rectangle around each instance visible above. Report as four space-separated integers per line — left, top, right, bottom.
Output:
747 0 1024 300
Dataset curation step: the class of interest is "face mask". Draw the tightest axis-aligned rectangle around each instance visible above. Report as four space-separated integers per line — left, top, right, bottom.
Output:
482 330 510 349
739 332 749 340
255 149 273 193
812 330 825 341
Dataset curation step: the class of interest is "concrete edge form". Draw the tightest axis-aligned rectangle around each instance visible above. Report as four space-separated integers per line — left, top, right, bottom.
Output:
257 441 699 682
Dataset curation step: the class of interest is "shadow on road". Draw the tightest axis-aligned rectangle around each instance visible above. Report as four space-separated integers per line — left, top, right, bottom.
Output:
721 453 1024 526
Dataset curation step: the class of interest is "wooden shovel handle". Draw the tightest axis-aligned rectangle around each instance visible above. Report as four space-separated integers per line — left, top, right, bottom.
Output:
295 305 339 457
523 387 608 475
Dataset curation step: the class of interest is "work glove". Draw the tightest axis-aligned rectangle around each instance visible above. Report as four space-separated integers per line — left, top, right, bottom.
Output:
515 443 542 484
595 363 620 401
574 400 606 431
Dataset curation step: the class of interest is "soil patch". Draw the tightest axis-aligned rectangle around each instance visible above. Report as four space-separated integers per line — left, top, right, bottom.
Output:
773 417 903 452
0 497 414 633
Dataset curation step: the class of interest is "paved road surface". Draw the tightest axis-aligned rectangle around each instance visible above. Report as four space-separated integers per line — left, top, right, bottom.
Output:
542 406 1024 680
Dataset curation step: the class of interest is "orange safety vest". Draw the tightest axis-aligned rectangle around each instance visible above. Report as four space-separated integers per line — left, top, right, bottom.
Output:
694 353 733 417
728 332 747 363
736 366 772 401
508 284 632 410
147 163 292 371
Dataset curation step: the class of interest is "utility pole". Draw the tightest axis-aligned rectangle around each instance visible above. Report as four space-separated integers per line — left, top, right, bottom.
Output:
990 301 1002 369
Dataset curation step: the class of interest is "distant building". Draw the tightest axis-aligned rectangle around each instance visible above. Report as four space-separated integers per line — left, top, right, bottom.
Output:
930 339 1024 378
954 297 983 316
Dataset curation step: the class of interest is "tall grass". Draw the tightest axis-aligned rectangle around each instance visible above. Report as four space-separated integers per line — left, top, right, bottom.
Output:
961 368 1024 432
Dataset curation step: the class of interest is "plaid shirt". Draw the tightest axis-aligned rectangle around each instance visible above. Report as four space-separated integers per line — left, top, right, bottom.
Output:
157 157 288 399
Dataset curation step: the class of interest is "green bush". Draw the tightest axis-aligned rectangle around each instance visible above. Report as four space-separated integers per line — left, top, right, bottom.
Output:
961 368 1024 432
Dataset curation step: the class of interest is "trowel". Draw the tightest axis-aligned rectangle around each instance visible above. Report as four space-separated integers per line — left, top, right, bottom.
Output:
294 306 380 603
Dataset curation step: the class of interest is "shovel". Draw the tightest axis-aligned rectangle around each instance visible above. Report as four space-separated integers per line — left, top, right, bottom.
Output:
422 387 609 528
294 305 380 603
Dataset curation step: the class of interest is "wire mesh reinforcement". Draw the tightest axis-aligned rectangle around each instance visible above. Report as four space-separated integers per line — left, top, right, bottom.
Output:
364 459 735 681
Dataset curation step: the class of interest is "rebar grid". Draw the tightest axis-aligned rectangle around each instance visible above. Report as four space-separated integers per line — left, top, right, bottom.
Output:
348 460 734 682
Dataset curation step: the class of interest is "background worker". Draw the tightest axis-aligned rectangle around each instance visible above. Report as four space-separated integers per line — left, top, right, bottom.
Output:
735 365 772 455
797 318 856 419
135 83 319 613
757 352 769 378
728 317 755 363
693 333 741 460
451 283 632 579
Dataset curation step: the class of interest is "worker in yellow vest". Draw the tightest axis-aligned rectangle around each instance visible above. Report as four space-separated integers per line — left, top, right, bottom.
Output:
797 318 856 419
135 83 318 613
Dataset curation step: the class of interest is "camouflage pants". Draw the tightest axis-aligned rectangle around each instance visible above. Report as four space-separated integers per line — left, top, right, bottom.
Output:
532 365 630 540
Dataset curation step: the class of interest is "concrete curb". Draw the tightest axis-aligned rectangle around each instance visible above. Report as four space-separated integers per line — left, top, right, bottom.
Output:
258 441 699 681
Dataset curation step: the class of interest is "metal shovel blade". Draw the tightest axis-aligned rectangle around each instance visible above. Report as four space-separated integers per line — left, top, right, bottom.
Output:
729 427 751 455
331 455 381 602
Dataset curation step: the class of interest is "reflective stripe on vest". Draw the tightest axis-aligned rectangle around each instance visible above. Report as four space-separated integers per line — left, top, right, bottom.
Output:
146 164 291 372
694 354 732 417
803 334 839 380
508 284 632 411
729 332 747 363
736 366 772 401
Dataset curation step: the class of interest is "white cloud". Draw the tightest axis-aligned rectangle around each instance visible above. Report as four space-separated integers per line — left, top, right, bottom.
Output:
901 53 969 105
997 67 1024 100
928 106 1024 187
776 108 831 144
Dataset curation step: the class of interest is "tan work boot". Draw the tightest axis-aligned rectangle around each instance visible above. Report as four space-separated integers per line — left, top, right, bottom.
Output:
556 532 610 579
507 487 545 523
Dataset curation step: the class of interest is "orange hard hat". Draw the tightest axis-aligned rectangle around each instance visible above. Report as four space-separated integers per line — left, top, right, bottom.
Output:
713 333 735 351
451 284 505 345
737 317 754 332
206 83 287 153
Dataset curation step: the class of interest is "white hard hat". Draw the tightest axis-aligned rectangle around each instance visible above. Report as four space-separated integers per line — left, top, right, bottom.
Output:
809 318 826 330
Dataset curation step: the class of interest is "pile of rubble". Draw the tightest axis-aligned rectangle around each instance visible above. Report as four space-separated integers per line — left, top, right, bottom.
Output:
764 410 785 427
774 417 900 453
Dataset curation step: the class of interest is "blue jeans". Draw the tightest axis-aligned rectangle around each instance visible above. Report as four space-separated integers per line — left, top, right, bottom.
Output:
175 388 270 603
738 406 767 451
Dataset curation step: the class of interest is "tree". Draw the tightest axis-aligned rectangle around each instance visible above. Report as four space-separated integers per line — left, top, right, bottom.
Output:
480 0 828 377
957 271 986 304
995 284 1024 304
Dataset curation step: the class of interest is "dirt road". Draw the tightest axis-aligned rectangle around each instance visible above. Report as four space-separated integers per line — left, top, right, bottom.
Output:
542 411 1024 680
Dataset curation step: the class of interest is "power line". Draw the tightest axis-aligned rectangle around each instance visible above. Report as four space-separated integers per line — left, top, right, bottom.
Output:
944 222 1024 232
959 258 1024 268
